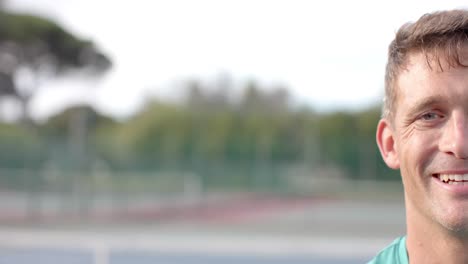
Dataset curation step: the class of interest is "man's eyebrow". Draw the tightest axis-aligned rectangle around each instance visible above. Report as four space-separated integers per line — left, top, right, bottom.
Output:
406 96 447 115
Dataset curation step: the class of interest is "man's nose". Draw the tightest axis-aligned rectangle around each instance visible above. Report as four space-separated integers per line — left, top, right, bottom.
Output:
440 112 468 159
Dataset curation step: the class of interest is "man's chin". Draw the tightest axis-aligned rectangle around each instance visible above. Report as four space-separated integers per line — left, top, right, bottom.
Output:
439 216 468 237
432 197 468 235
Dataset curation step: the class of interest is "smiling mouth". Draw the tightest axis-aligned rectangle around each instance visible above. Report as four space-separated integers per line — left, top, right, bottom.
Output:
436 174 468 185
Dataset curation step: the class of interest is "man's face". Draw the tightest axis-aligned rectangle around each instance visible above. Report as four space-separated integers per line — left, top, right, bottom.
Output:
377 51 468 233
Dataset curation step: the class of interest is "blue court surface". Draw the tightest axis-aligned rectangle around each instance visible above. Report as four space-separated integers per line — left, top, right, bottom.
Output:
0 248 368 264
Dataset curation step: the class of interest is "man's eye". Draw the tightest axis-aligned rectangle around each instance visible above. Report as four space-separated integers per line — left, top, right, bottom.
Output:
420 112 441 120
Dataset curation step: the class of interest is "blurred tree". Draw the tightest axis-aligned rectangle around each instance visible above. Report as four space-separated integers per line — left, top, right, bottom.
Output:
268 85 290 112
42 104 115 139
39 104 117 171
61 74 396 182
208 72 232 110
185 80 204 109
0 10 111 125
239 81 291 114
184 75 233 112
318 112 360 178
0 121 42 168
0 10 112 218
240 81 263 113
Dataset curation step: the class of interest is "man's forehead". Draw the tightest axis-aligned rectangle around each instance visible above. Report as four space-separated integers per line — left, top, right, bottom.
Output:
397 47 468 89
395 48 468 108
396 53 430 91
394 52 445 114
407 45 468 71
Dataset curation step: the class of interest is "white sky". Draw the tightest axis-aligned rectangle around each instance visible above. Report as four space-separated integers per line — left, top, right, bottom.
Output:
4 0 468 120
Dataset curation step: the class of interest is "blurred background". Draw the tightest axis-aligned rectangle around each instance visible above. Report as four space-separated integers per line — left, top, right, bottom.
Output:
0 0 466 263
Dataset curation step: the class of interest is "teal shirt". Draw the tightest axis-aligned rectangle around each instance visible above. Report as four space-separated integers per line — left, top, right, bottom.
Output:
367 236 408 264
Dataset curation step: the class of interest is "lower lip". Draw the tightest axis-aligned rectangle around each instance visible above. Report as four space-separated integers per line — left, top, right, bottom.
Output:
433 176 468 195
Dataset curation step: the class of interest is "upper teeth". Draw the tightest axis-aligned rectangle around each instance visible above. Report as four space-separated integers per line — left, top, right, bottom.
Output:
439 174 468 183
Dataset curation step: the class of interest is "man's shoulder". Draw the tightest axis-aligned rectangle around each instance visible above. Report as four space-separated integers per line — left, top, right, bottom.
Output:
367 236 408 264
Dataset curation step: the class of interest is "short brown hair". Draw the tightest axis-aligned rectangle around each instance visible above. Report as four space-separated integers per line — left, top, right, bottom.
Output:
383 9 468 120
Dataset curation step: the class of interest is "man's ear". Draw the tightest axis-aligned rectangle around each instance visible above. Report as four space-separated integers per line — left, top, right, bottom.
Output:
376 119 400 169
